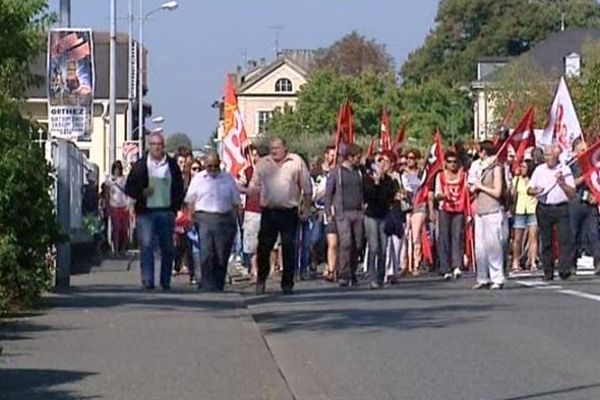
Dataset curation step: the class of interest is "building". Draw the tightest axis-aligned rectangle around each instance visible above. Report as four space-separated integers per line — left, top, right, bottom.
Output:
22 31 151 176
470 28 600 140
217 49 315 140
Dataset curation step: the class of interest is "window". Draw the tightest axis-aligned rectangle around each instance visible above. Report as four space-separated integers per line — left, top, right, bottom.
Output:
275 78 293 93
257 111 273 134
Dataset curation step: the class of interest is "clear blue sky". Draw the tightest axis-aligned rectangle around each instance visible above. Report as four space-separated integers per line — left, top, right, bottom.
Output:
48 0 439 146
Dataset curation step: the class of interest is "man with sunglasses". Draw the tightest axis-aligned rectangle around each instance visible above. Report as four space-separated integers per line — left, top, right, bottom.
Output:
185 153 240 292
125 132 185 291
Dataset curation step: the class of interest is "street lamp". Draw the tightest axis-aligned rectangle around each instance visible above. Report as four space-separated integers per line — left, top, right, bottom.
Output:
151 127 164 134
138 1 179 157
152 116 165 124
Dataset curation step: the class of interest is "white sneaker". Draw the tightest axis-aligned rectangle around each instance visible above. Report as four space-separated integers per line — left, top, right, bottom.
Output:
452 268 462 279
443 273 453 280
490 283 504 290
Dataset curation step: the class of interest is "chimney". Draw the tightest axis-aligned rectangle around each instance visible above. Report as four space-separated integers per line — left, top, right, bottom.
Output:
260 57 266 65
247 59 257 70
565 52 581 78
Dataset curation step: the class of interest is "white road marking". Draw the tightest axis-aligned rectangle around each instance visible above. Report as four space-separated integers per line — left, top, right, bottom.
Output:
557 289 600 302
516 279 600 303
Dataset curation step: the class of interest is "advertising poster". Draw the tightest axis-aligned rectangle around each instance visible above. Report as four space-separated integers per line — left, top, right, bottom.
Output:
47 28 95 140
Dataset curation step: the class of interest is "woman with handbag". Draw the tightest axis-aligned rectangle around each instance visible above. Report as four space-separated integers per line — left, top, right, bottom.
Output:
363 151 398 289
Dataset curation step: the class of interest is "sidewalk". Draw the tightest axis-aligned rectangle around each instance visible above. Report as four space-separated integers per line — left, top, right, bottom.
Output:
0 258 294 400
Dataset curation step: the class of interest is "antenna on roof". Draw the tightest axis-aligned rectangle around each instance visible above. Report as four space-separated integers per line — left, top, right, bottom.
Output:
561 12 565 31
268 25 283 56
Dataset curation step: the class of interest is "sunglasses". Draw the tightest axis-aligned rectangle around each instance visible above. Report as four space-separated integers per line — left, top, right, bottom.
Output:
191 167 201 172
446 159 458 164
149 142 163 147
205 164 218 169
407 155 416 160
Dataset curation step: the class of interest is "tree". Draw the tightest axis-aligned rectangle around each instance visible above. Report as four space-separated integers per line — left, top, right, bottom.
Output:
488 56 555 131
570 41 600 142
0 0 60 312
165 132 193 153
401 0 600 86
314 32 395 77
266 69 472 156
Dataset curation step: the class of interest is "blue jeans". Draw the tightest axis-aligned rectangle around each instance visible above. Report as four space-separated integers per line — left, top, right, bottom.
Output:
298 218 316 274
137 211 175 288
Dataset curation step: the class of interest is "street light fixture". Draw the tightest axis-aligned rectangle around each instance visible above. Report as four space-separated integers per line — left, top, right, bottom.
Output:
152 116 165 124
138 1 179 157
151 127 164 134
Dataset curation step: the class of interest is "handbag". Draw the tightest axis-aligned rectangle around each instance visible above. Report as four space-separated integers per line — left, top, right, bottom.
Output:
384 207 405 237
396 173 414 213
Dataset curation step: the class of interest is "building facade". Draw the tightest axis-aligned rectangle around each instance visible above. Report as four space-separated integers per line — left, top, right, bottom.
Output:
470 28 600 140
218 49 314 140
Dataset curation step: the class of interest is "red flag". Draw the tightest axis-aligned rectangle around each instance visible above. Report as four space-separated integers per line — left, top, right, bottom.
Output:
421 225 434 265
380 107 391 151
364 137 377 158
222 75 249 177
493 101 517 148
497 106 535 164
577 138 600 201
414 129 444 205
393 118 407 153
334 101 354 164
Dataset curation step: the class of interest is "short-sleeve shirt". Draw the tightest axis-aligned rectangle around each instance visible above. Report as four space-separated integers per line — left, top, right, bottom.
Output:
513 177 537 215
528 162 575 205
185 170 240 213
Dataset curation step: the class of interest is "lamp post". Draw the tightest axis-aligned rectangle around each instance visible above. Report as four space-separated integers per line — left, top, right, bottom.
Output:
138 1 179 158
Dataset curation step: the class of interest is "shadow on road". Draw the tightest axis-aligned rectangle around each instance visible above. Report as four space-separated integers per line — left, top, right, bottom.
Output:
0 368 98 400
500 382 600 400
43 284 237 312
239 282 510 334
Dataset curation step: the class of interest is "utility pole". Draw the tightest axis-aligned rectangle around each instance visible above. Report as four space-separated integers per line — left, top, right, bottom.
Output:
109 0 117 168
138 0 145 159
268 25 283 56
59 0 70 27
127 0 134 143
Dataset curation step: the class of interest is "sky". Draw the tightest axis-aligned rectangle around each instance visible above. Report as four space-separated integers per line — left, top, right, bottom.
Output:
48 0 440 146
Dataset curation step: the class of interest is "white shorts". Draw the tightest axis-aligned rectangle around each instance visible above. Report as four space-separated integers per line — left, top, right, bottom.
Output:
243 211 261 254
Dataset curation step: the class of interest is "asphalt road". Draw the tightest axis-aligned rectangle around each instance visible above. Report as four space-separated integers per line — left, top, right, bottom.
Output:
3 260 600 400
241 274 600 400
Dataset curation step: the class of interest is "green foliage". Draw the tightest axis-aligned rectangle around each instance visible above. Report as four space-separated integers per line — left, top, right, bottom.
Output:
0 0 60 312
266 69 471 156
165 132 193 154
401 0 600 85
570 40 600 141
488 56 555 129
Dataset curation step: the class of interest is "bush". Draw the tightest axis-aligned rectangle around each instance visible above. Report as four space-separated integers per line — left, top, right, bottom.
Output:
0 106 60 312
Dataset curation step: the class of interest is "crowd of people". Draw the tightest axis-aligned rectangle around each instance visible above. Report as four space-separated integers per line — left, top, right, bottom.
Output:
101 131 600 294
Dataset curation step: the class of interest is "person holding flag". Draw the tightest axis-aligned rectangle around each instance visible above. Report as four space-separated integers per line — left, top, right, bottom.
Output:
527 144 576 281
434 150 468 280
570 138 600 276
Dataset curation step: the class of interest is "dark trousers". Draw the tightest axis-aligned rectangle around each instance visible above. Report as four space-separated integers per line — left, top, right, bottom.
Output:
194 211 237 291
569 200 600 267
336 210 364 282
536 203 574 275
257 208 299 289
438 210 464 274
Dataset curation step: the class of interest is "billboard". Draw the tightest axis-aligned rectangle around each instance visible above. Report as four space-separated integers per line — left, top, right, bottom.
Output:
47 28 95 140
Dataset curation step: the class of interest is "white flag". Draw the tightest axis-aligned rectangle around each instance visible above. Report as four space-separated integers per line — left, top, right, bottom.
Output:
541 76 582 161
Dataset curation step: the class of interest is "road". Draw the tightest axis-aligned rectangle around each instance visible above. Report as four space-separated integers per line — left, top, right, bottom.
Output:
3 261 600 400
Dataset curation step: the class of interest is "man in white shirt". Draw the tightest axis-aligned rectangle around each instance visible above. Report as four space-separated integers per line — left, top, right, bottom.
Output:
185 153 240 292
528 144 576 280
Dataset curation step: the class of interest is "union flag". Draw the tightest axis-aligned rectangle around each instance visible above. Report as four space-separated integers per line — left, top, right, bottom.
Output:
380 107 391 151
333 101 354 164
222 75 248 177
